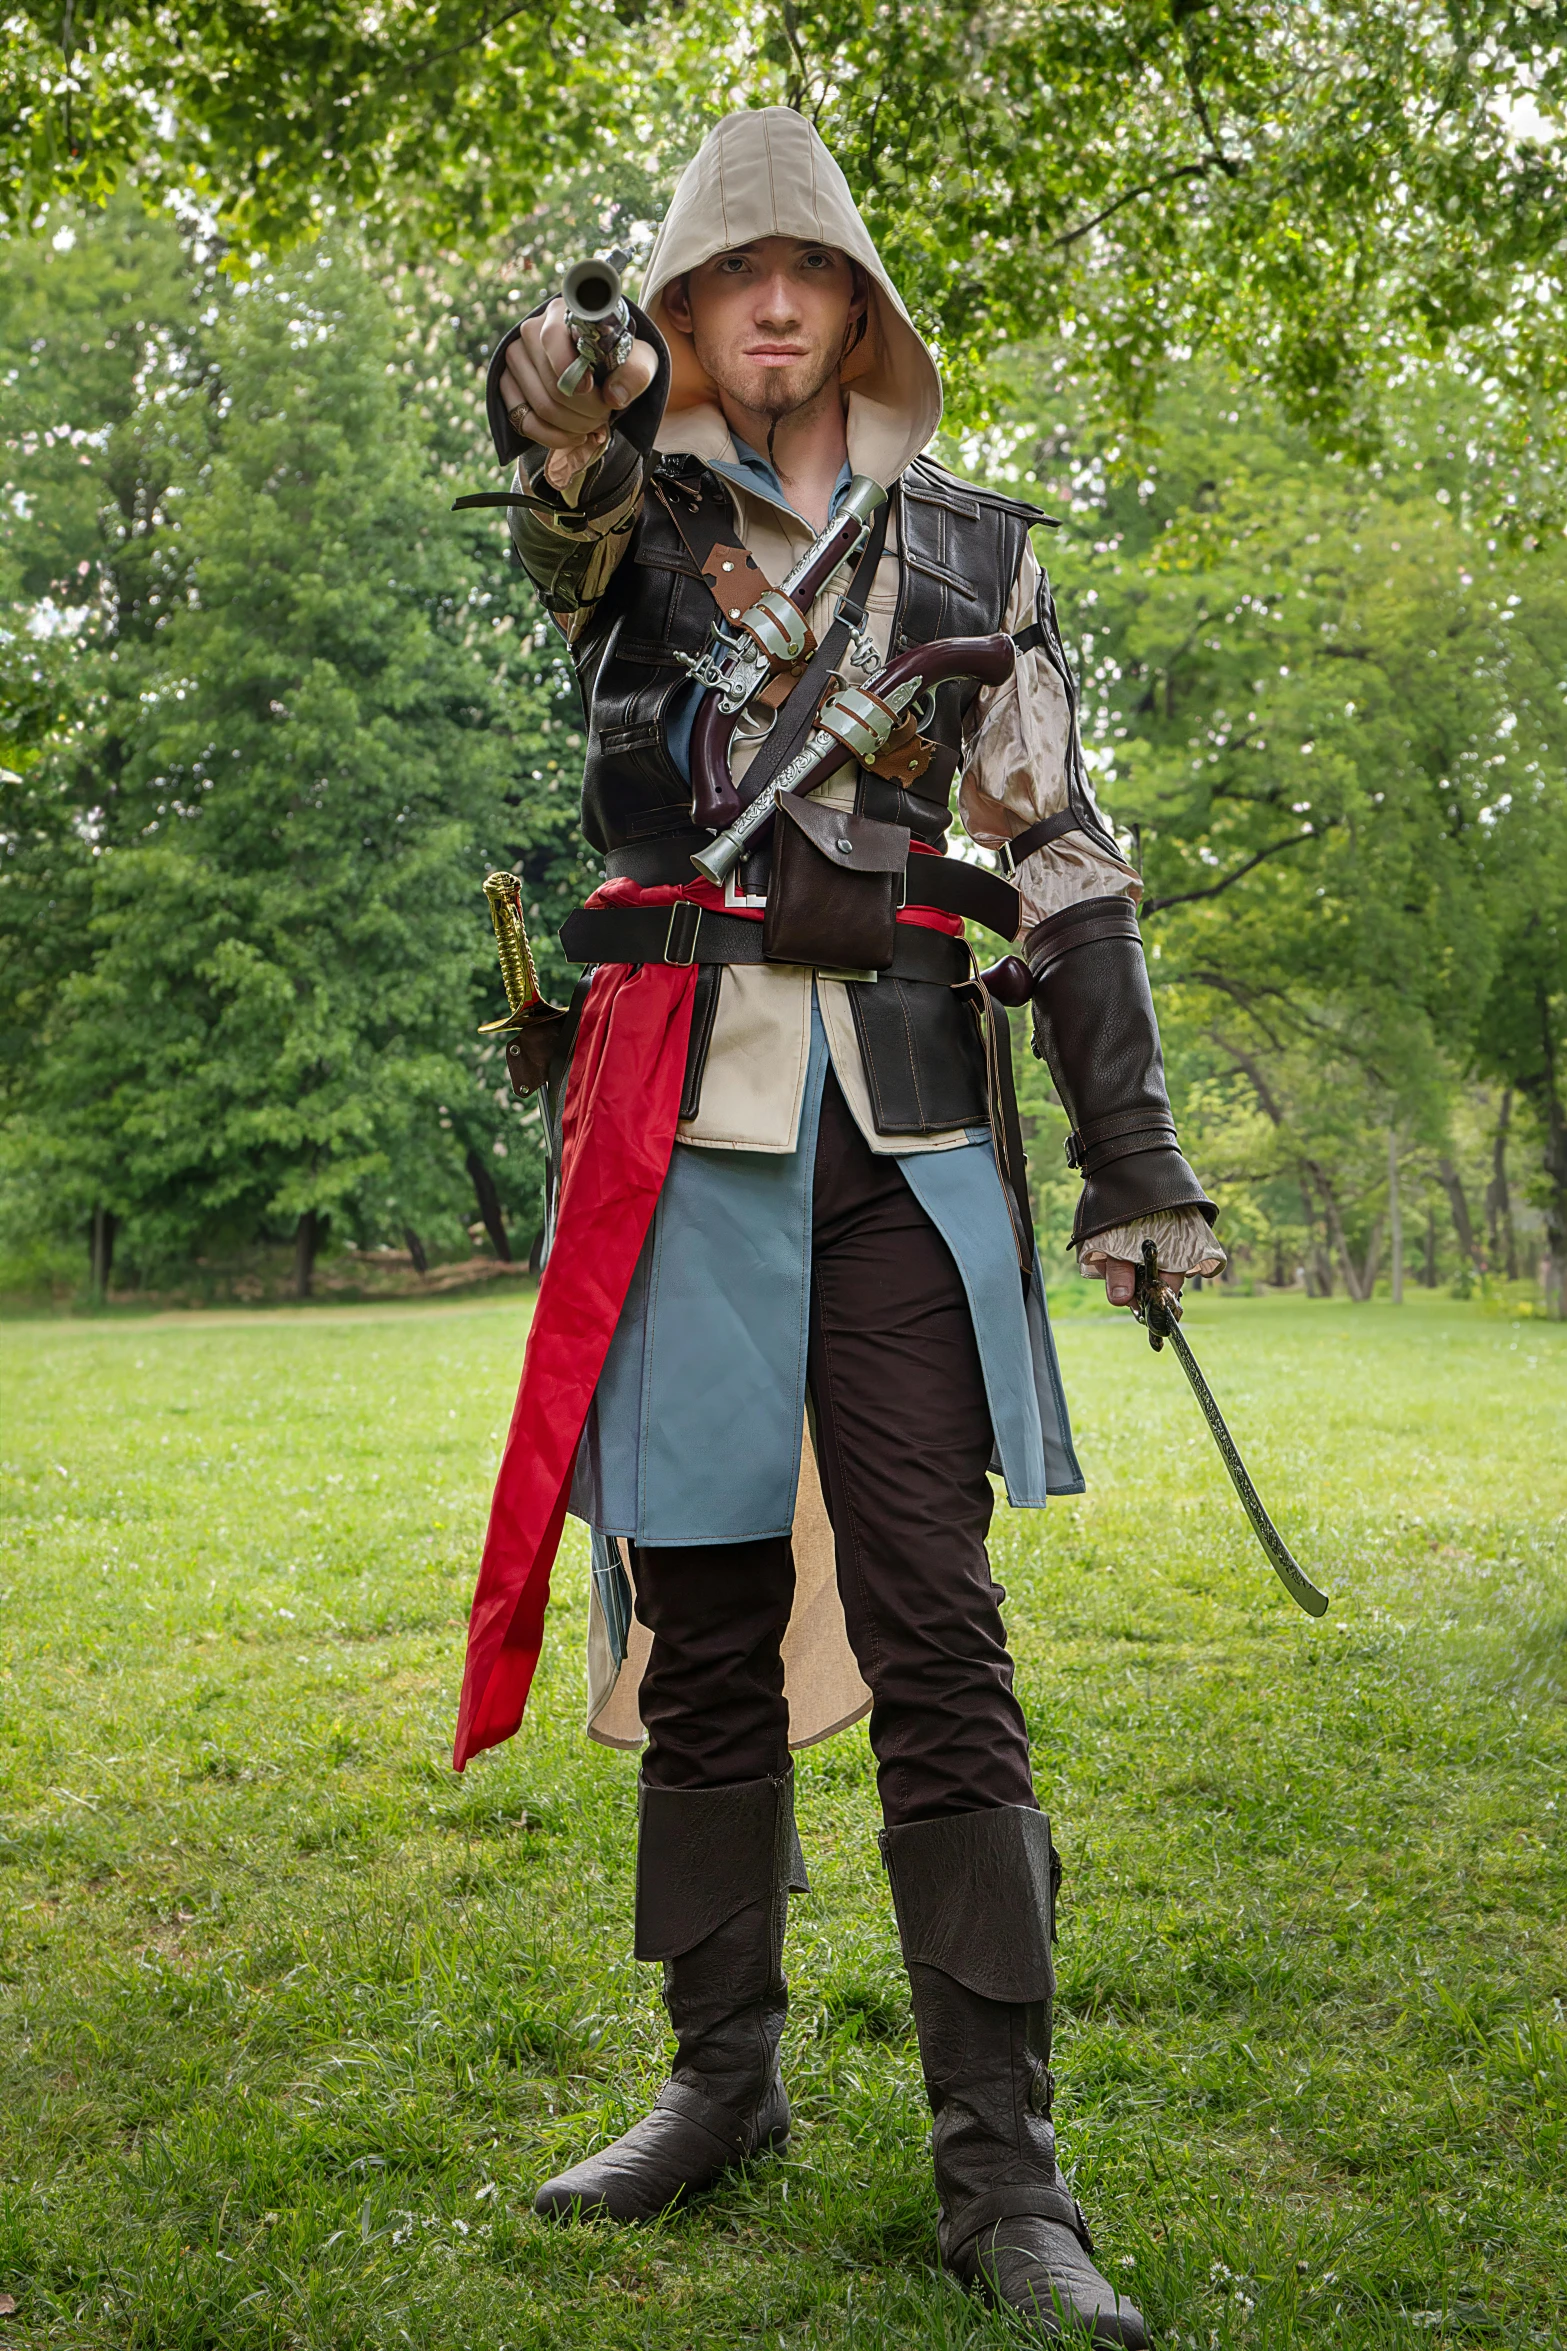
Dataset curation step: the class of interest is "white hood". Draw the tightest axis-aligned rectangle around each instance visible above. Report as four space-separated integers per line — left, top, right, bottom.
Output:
640 107 942 489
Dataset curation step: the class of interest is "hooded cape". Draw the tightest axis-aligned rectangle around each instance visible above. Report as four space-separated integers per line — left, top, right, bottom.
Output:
641 106 943 490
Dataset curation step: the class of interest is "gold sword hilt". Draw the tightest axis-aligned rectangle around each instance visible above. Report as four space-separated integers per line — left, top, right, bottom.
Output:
480 871 540 1029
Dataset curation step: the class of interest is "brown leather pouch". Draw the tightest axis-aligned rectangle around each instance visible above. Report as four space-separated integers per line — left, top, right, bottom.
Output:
762 795 910 972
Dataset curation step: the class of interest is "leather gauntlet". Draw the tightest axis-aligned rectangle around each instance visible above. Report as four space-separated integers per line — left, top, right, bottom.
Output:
1026 897 1216 1251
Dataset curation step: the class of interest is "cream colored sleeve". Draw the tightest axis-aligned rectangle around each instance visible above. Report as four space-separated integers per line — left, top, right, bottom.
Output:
964 549 1226 1281
1078 1209 1227 1279
958 542 1142 931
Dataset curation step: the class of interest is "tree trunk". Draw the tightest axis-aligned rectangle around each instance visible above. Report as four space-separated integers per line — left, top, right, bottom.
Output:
1486 1089 1517 1280
1297 1174 1333 1295
403 1226 429 1276
465 1146 513 1263
1437 1156 1483 1272
89 1205 117 1305
1423 1201 1437 1288
1333 1215 1382 1303
1388 1128 1403 1304
1307 1156 1379 1300
294 1209 321 1300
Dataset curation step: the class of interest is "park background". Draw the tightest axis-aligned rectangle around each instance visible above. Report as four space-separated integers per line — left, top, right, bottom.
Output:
2 7 1566 2349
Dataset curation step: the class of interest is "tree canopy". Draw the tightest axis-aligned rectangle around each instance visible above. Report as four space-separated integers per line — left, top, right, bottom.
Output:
0 209 595 1292
6 3 1565 468
2 18 1565 1306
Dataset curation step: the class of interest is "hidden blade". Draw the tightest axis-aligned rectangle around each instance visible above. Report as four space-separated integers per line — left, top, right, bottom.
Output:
1133 1242 1330 1618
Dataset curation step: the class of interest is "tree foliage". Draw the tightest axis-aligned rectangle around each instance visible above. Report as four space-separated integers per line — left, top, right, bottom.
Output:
5 3 1565 470
995 355 1567 1301
0 211 593 1290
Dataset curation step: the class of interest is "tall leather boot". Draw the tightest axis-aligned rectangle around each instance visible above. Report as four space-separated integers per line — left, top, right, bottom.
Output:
882 1806 1148 2346
534 1769 805 2222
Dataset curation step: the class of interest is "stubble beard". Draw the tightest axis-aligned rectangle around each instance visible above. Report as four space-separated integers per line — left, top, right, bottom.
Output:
704 338 843 432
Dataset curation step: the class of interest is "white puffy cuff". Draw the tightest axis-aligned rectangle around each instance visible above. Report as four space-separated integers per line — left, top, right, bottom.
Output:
1078 1207 1225 1281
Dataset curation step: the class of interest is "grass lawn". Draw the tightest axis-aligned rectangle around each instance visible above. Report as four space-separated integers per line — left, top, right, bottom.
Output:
1 1289 1564 2350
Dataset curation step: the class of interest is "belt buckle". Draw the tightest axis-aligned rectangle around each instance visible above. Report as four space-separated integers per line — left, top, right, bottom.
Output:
722 869 768 913
664 900 701 965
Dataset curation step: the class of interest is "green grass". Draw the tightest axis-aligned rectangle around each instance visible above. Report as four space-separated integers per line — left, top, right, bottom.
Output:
1 1290 1564 2350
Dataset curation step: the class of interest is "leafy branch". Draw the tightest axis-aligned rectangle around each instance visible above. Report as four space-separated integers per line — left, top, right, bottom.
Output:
1142 824 1323 914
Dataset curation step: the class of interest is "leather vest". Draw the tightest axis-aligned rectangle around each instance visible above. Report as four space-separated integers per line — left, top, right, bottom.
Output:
558 451 1043 1144
567 452 1042 855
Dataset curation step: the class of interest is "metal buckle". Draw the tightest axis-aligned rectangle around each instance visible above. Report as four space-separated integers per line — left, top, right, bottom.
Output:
664 900 701 965
998 838 1018 878
722 869 769 913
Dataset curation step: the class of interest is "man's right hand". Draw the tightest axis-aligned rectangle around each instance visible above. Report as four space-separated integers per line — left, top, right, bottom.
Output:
500 297 658 488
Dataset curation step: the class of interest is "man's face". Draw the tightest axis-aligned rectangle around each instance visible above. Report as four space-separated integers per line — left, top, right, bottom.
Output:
666 236 865 420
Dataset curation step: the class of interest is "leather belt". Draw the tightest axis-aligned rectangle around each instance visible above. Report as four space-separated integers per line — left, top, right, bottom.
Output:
600 841 1019 939
907 855 1019 937
604 833 716 884
560 903 970 985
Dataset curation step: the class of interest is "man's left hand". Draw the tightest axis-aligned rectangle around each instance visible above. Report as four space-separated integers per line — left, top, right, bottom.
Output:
1102 1258 1185 1309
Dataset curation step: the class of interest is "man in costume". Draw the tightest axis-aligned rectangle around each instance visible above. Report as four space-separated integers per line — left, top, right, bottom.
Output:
457 108 1223 2346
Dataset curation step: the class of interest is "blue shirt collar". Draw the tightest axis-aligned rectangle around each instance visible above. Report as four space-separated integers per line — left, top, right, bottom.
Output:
708 433 855 526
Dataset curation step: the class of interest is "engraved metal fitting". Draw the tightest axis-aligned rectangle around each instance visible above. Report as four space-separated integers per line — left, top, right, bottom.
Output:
738 588 811 670
815 683 898 764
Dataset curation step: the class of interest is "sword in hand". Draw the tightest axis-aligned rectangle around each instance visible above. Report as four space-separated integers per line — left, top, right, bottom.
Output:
1132 1241 1330 1618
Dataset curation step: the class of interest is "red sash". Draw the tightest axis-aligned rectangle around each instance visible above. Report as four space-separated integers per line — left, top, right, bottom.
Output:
452 952 697 1767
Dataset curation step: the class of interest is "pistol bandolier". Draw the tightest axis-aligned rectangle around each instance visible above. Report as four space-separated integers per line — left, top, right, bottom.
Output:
455 108 1221 2347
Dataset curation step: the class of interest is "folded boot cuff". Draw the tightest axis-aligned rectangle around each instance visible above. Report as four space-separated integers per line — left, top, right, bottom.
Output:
634 1769 801 1961
880 1805 1057 2003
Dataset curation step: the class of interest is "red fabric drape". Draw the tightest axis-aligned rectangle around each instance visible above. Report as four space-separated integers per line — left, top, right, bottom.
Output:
452 956 697 1768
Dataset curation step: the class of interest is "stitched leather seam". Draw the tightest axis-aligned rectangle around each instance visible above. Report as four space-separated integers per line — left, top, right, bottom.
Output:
895 979 927 1128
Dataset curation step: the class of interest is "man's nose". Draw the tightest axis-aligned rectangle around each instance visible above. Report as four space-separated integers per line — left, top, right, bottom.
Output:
753 275 802 330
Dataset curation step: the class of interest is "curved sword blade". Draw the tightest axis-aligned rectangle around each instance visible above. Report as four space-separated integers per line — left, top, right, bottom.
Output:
1160 1317 1330 1616
1134 1242 1329 1618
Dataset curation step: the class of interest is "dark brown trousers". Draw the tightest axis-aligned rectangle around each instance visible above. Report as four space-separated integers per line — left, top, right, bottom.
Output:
629 1069 1037 1829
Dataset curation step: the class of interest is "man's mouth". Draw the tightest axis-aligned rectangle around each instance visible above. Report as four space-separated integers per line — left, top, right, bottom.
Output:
746 345 808 365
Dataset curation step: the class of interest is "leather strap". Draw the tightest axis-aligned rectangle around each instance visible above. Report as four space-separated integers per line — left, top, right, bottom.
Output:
1067 1118 1180 1176
1069 1105 1179 1157
605 832 716 883
1071 1128 1179 1177
734 504 890 812
649 470 757 609
907 855 1019 937
559 903 968 984
998 808 1088 875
